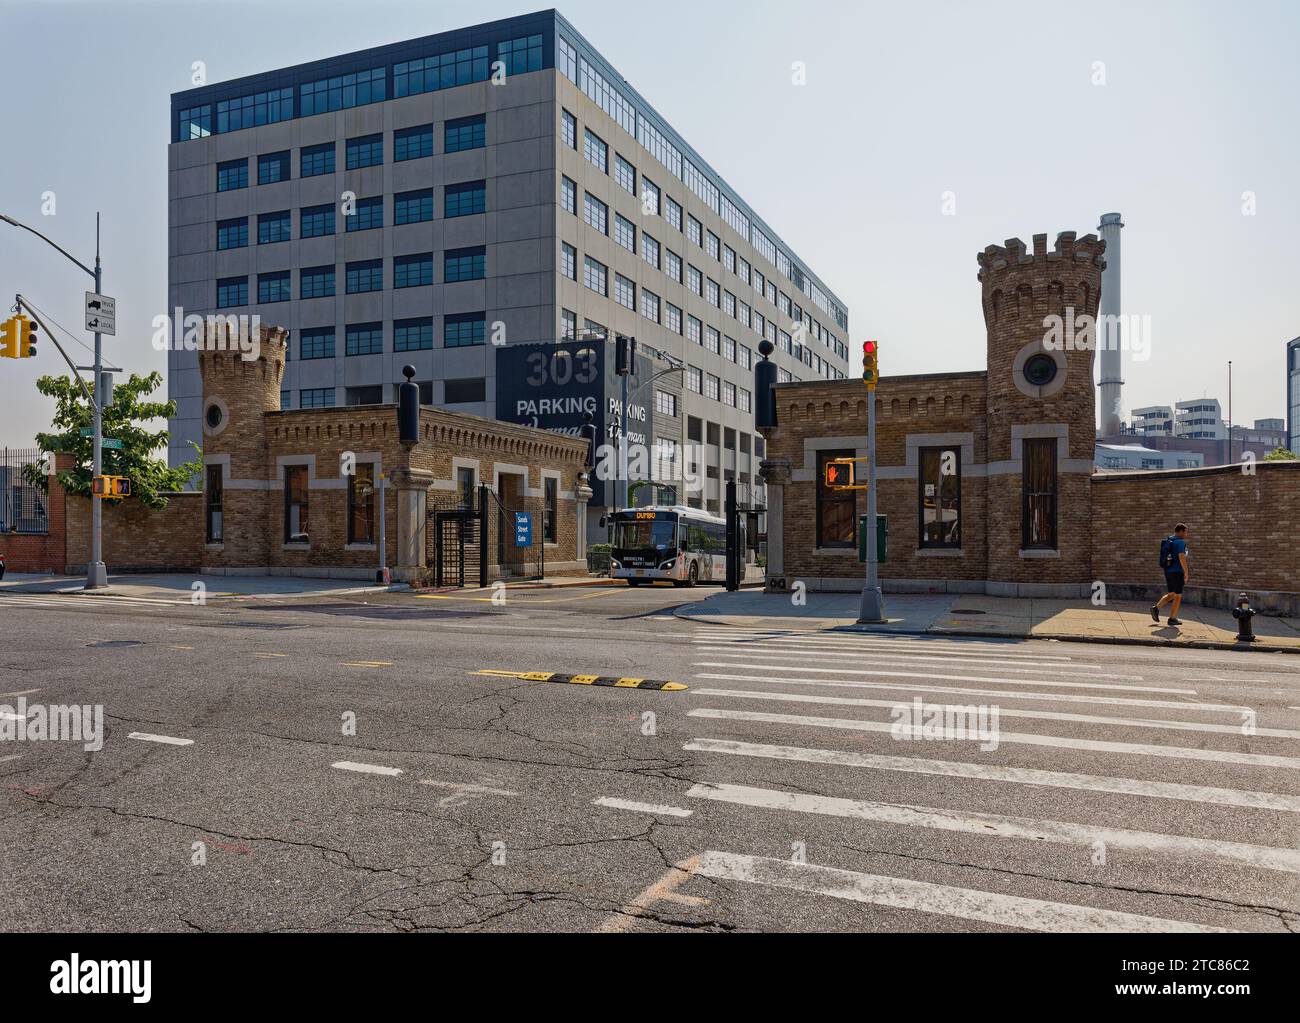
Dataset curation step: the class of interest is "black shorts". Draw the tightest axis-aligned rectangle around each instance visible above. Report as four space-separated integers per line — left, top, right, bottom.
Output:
1164 571 1185 595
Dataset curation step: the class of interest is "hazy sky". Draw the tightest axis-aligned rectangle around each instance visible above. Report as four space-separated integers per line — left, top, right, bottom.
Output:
1 0 1296 448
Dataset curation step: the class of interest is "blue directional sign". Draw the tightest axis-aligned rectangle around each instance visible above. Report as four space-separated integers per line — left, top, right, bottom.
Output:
514 511 533 547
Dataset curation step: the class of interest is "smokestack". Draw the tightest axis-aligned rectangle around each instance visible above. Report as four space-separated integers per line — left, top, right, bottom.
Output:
1097 213 1124 437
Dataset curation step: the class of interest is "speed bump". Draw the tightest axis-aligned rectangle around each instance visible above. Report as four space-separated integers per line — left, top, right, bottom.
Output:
473 670 687 692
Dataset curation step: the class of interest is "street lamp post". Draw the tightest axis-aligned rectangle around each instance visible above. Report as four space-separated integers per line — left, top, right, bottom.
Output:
1 211 108 588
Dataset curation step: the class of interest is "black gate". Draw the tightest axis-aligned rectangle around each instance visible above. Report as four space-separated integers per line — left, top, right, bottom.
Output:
426 485 546 587
485 487 545 583
427 489 481 588
725 479 767 591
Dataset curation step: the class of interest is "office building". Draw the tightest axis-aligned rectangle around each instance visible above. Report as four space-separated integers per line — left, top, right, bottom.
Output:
167 10 851 534
1290 338 1300 454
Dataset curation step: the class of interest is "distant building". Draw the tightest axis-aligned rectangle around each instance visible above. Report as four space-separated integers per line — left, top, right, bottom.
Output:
1174 398 1225 440
1229 419 1287 453
1289 338 1300 454
1095 443 1203 472
1130 405 1173 437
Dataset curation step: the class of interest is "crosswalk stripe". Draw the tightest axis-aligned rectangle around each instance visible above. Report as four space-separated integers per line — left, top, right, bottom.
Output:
693 851 1234 933
683 738 1300 812
696 673 1249 715
692 647 1141 680
0 754 24 765
688 783 1300 874
0 593 187 608
593 797 694 818
693 661 1191 696
689 688 1292 738
128 732 194 746
691 632 1070 659
689 708 1300 770
332 761 402 777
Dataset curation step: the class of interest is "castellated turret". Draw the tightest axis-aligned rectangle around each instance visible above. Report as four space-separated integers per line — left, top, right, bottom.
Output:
976 231 1106 588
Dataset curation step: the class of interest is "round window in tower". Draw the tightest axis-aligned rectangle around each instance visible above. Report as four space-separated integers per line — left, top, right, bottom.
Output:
1023 354 1058 388
205 404 224 430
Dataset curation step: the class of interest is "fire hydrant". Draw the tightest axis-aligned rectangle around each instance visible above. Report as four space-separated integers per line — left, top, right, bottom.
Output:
1232 593 1257 643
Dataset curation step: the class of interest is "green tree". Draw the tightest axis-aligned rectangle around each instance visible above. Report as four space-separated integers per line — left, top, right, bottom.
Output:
23 371 201 509
1263 447 1298 461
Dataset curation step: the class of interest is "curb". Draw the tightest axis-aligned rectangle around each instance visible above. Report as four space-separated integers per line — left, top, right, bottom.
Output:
673 608 1300 655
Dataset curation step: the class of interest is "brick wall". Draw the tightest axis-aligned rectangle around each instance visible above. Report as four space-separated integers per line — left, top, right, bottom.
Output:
64 492 203 574
1092 462 1300 594
0 453 67 574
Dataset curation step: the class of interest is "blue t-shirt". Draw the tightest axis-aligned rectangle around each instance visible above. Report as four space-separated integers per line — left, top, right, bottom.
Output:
1166 536 1188 574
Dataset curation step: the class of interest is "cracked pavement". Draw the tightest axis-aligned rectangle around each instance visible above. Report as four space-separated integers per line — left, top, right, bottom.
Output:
1 585 1298 933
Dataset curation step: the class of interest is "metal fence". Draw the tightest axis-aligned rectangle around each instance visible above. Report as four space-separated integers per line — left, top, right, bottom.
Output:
0 448 49 535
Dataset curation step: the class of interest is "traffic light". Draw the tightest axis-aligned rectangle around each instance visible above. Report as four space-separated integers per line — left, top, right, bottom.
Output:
91 475 131 500
614 334 636 376
824 459 855 489
0 317 18 359
20 315 36 358
862 339 879 390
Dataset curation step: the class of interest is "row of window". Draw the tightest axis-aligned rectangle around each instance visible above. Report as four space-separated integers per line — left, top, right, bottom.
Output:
813 442 1060 553
214 249 485 304
555 35 849 334
213 118 487 196
560 108 846 378
214 184 486 251
276 377 488 416
286 314 488 359
177 34 542 140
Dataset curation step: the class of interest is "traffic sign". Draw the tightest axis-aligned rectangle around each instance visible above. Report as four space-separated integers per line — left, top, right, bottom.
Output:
85 292 116 336
101 438 123 450
514 511 533 547
80 427 94 437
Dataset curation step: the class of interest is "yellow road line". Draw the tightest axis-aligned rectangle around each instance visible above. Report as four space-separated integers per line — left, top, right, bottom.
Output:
473 669 687 692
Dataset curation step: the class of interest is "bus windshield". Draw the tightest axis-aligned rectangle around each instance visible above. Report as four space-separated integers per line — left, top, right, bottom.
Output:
615 518 677 550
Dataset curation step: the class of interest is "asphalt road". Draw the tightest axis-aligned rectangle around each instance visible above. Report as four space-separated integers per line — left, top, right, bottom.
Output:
1 583 1298 933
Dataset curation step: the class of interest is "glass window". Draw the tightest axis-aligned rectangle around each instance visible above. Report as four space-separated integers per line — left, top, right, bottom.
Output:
300 204 335 238
614 154 636 194
394 47 488 97
216 276 247 308
300 387 335 409
583 129 607 173
559 242 577 280
560 308 577 340
706 231 720 260
257 271 291 304
722 335 736 362
544 476 558 543
614 213 635 251
584 256 607 296
705 373 720 400
345 259 383 294
686 215 702 246
394 252 433 288
705 326 719 353
446 246 486 282
723 246 736 273
457 466 477 507
216 218 247 250
498 34 543 75
561 175 576 214
444 378 486 404
686 316 702 344
346 322 384 356
641 233 660 269
347 463 376 545
300 66 385 115
817 449 856 548
347 196 383 232
216 159 247 192
687 265 702 295
300 142 334 177
445 115 486 153
345 133 383 169
664 249 682 282
284 465 310 543
258 210 291 244
300 265 335 299
723 381 736 407
614 273 635 310
394 317 433 351
919 448 961 548
585 192 608 234
395 188 433 224
258 151 289 185
706 278 720 307
664 195 682 231
738 388 751 413
557 36 577 82
561 109 577 149
640 289 660 323
665 303 682 335
177 104 211 142
687 366 702 393
445 181 485 218
299 328 335 359
739 345 752 370
641 178 660 216
394 124 433 161
444 313 486 348
655 390 677 417
1022 437 1058 549
204 464 223 544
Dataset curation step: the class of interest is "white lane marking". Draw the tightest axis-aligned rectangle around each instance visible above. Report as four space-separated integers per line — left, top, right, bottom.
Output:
418 779 517 807
688 783 1300 875
689 708 1300 771
684 738 1300 813
128 732 194 746
0 711 26 722
693 851 1234 933
0 689 40 699
690 688 1298 739
0 754 25 765
593 797 694 818
693 662 1191 696
2 593 187 607
691 633 1073 659
693 647 1140 679
696 673 1249 715
332 761 402 776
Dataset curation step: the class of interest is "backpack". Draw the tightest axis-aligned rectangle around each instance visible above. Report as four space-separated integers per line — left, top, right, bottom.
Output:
1159 535 1179 570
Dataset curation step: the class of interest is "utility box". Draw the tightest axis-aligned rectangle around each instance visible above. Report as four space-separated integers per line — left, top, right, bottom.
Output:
858 514 888 563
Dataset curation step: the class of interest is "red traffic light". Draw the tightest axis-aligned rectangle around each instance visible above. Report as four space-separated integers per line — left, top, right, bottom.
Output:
863 340 876 354
825 461 854 488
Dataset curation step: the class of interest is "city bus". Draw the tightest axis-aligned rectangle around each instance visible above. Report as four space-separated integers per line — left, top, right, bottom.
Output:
608 506 729 587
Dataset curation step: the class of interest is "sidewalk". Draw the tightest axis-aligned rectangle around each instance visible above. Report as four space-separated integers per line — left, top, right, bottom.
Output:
0 572 396 601
675 590 1300 654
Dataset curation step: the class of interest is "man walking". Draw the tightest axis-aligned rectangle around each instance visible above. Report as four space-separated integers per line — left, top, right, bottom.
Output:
1151 523 1190 626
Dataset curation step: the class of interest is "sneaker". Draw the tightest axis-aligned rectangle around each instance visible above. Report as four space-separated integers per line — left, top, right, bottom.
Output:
1150 605 1160 623
1168 618 1183 626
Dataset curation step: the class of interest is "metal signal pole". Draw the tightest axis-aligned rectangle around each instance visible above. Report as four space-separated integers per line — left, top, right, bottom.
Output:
858 340 885 623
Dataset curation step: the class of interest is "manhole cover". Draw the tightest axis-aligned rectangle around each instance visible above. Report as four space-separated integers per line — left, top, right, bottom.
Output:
950 609 987 615
86 640 145 649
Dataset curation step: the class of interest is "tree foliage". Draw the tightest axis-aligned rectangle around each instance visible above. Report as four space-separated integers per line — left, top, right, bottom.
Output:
23 371 201 509
1262 447 1298 461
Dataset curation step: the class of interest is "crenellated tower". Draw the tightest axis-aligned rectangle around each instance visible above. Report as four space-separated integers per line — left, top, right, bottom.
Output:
976 231 1106 588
